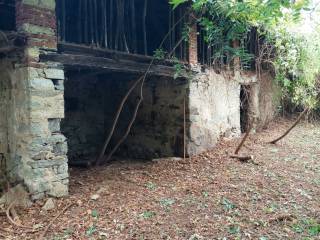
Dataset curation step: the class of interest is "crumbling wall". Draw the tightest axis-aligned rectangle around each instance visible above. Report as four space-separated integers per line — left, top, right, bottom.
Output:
250 72 281 130
121 76 187 159
0 0 69 200
187 69 241 155
0 62 68 200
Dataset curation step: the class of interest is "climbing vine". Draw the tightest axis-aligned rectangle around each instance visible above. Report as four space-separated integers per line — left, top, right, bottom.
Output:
170 0 320 110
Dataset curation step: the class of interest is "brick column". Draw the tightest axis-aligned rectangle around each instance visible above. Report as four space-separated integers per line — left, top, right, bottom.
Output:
8 0 69 200
188 18 198 66
232 40 240 72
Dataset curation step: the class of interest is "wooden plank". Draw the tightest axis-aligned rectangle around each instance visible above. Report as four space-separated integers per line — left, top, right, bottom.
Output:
40 52 182 77
57 42 185 66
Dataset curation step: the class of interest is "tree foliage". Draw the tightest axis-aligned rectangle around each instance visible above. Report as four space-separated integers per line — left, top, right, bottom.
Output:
170 0 320 110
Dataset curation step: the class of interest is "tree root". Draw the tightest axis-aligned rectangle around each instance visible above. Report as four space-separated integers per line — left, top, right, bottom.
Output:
234 120 254 155
40 202 75 240
268 108 308 144
6 201 33 230
230 154 253 162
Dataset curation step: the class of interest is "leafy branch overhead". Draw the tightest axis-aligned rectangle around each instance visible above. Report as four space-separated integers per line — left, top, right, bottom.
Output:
170 0 320 110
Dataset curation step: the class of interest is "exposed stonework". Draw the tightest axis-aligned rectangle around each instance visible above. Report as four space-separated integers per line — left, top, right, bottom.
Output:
122 76 187 159
0 61 68 200
187 69 241 155
248 72 281 130
0 0 68 199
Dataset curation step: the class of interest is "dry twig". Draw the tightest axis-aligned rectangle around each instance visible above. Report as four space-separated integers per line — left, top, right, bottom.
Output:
40 202 75 240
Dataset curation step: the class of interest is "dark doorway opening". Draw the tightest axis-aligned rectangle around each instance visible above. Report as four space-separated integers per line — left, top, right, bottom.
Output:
240 85 250 133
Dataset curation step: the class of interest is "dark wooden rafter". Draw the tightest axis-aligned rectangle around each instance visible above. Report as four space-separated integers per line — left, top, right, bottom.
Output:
40 42 188 77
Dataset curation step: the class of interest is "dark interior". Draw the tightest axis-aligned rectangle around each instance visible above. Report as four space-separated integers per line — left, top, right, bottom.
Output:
56 0 188 60
61 70 186 165
0 0 15 31
240 85 250 133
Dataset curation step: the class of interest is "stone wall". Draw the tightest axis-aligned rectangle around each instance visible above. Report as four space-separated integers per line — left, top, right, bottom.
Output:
187 69 241 155
248 72 281 130
0 0 68 199
0 62 68 199
121 76 187 159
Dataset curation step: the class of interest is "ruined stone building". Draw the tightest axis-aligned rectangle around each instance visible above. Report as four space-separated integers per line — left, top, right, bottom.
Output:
0 0 279 199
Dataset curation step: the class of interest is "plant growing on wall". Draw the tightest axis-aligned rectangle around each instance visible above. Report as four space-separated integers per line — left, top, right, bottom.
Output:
170 0 320 111
170 0 309 69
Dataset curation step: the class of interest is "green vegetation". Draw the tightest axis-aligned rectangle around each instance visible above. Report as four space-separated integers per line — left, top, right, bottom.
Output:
170 0 320 110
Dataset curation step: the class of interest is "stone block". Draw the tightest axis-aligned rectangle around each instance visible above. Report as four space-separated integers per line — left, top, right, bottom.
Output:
48 118 61 133
50 133 66 144
18 23 55 36
25 48 40 62
30 94 64 119
48 182 68 197
44 69 65 80
22 0 56 10
57 163 68 175
30 78 55 91
31 151 54 160
53 142 68 155
28 66 42 79
56 173 69 180
26 179 51 194
28 158 65 168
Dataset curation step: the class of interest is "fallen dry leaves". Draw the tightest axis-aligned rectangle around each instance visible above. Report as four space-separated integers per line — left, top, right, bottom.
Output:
0 119 319 240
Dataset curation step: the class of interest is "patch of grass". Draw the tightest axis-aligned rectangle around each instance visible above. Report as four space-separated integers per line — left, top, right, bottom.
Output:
86 225 97 237
202 191 209 198
259 237 268 240
160 198 175 208
308 224 320 236
140 211 156 219
292 223 304 233
264 203 279 213
91 209 99 218
145 182 157 190
291 218 320 237
221 197 236 211
51 228 74 240
228 224 240 234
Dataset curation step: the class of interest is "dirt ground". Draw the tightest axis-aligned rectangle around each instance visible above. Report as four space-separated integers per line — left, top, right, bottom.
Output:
1 119 320 240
